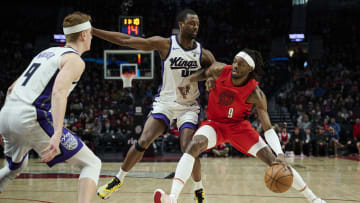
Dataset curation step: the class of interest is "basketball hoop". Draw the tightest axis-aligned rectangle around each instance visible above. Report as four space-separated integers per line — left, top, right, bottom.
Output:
121 72 135 88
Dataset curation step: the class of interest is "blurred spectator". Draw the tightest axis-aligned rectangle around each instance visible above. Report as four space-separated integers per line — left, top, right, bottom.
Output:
329 117 341 139
327 127 343 156
82 128 95 152
278 124 292 152
212 143 229 157
299 114 311 131
313 126 329 156
291 127 305 156
102 119 115 134
303 128 313 156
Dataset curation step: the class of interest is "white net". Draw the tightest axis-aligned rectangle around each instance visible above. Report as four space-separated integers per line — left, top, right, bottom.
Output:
121 73 135 88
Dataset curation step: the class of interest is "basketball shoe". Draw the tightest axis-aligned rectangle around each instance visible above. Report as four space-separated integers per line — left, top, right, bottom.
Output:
153 189 177 203
194 188 205 203
97 176 123 199
311 198 326 203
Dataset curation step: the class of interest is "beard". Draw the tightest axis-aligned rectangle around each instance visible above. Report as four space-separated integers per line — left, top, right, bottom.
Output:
191 32 197 39
231 73 242 79
184 31 196 40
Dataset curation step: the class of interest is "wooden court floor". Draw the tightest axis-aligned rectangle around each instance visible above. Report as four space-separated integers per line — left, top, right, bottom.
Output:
0 156 359 203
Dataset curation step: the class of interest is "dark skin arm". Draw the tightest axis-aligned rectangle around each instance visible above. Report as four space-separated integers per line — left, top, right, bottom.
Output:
247 86 288 166
189 61 226 91
92 28 170 59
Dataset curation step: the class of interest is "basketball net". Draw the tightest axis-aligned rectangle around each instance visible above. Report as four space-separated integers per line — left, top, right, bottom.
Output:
121 72 135 88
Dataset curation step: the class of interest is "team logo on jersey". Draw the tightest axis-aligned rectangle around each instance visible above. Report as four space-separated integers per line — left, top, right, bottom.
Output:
170 57 198 77
169 57 198 70
60 132 78 151
218 90 235 106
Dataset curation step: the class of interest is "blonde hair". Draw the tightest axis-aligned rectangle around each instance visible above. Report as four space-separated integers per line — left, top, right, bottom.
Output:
63 11 92 42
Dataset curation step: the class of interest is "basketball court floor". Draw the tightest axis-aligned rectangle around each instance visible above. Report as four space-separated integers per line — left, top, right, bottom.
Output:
0 156 359 203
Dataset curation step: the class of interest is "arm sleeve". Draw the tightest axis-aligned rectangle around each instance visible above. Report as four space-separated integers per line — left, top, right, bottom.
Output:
264 128 284 155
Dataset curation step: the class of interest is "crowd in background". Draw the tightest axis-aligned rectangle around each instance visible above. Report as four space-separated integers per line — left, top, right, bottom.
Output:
273 7 360 157
1 1 359 158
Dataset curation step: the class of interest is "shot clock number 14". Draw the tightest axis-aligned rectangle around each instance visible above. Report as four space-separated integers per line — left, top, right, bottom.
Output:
119 16 143 37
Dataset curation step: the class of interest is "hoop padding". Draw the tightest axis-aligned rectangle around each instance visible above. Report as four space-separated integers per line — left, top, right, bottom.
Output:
121 73 135 88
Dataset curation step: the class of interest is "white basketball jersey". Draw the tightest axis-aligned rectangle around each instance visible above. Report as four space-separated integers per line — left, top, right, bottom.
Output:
9 47 79 111
157 35 202 105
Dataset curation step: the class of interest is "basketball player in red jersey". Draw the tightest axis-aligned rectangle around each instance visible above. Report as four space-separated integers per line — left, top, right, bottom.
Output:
154 48 326 203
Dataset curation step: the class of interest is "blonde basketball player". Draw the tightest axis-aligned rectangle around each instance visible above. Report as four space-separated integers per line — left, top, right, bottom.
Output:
0 12 101 203
93 9 215 202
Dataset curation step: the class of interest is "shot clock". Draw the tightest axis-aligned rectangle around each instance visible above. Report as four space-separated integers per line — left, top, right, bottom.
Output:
119 16 143 36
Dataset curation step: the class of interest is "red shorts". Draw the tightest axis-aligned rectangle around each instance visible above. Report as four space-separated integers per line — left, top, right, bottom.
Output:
200 120 260 156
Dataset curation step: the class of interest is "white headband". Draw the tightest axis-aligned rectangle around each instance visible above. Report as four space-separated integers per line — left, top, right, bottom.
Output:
236 51 255 70
63 21 91 35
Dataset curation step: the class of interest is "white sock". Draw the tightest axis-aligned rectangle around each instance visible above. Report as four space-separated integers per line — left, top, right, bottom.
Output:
116 168 128 182
171 153 195 199
290 167 317 201
193 180 204 191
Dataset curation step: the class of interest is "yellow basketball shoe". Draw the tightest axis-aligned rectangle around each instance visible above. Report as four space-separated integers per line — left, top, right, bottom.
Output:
194 188 205 203
97 176 123 200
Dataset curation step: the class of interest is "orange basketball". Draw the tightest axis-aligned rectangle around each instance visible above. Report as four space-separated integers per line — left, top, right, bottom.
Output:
264 164 293 193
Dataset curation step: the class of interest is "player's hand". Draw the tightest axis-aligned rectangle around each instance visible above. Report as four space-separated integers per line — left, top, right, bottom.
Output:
206 77 216 91
41 134 61 163
272 154 290 168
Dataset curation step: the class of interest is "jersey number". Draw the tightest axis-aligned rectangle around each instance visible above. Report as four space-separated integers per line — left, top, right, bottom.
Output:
22 63 41 86
181 70 197 77
228 107 234 118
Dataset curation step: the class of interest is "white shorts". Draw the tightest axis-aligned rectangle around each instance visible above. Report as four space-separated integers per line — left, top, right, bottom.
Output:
0 101 84 168
151 97 200 132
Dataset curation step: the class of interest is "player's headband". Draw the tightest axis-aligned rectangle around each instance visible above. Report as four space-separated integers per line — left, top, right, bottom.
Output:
236 51 255 70
63 21 91 35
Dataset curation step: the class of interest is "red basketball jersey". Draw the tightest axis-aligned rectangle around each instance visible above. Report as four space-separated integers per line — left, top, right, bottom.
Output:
206 65 259 123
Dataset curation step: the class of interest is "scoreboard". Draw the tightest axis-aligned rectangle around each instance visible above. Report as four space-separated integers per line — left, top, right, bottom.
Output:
119 16 143 37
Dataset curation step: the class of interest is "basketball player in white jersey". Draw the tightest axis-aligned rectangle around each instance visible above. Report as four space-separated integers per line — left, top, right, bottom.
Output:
94 9 215 202
0 12 101 203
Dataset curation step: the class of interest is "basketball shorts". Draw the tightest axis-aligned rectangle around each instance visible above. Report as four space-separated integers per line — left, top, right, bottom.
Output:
194 120 267 157
151 98 200 132
0 100 84 168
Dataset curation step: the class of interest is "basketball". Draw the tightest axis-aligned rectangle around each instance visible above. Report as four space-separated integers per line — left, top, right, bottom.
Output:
264 164 293 193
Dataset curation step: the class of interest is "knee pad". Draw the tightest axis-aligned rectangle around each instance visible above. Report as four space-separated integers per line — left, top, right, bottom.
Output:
135 142 146 152
79 155 101 185
69 146 102 186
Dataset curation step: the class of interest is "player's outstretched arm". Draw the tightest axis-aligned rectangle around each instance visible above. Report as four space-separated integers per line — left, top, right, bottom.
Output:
41 53 85 163
189 48 220 81
189 61 226 82
248 87 285 157
92 28 169 56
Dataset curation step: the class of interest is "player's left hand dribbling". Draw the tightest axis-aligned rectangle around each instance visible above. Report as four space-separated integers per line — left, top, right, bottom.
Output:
41 135 61 163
